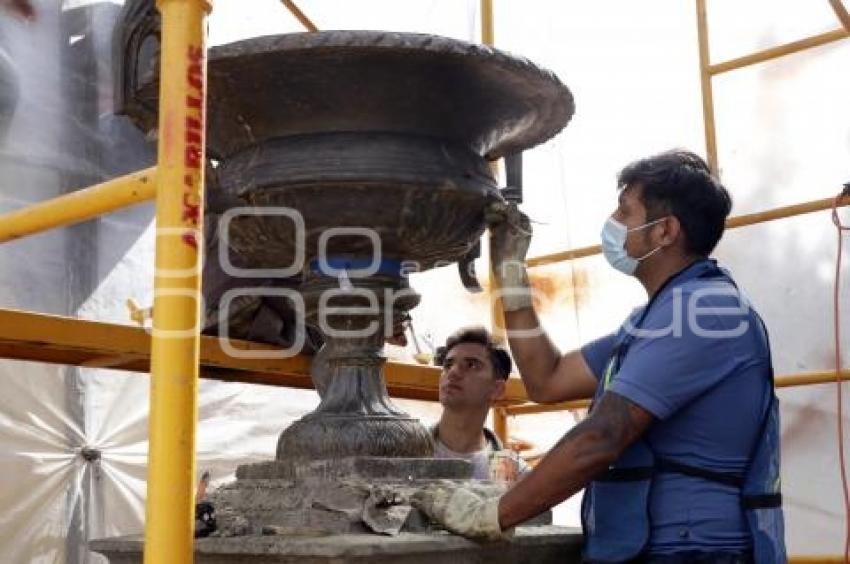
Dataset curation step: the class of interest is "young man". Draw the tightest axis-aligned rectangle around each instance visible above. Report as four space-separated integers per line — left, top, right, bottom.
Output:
413 151 785 563
432 327 528 481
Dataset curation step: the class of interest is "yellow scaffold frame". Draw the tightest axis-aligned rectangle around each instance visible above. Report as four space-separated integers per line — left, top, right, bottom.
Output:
0 0 214 560
492 4 850 426
487 3 850 562
0 1 846 562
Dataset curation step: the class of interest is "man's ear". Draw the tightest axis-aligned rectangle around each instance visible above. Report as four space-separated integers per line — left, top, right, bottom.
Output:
659 215 681 247
489 379 506 403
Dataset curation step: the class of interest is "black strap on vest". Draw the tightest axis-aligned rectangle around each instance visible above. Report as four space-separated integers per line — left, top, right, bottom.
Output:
656 457 745 488
742 493 783 509
595 458 743 487
595 459 782 508
595 466 655 482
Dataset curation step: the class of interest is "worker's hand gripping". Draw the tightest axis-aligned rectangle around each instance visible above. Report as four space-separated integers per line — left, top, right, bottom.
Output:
411 481 511 541
486 201 533 312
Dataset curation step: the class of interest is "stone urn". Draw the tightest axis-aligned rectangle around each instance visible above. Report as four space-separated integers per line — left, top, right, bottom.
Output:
117 26 574 465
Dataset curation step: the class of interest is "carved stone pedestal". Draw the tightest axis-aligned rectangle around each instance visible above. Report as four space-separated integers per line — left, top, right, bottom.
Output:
276 275 432 464
211 457 472 536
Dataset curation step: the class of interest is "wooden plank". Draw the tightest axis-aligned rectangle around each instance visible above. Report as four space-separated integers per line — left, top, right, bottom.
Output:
0 307 527 403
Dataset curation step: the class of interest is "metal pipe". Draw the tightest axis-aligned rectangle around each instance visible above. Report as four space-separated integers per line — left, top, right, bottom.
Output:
726 195 850 228
776 369 850 388
708 28 849 76
479 0 508 342
526 195 850 268
829 0 850 32
144 0 210 562
505 399 590 416
0 167 156 244
503 370 850 416
695 0 719 174
489 269 508 343
492 406 509 444
0 299 847 406
788 556 845 563
526 243 602 268
280 0 318 32
480 0 494 46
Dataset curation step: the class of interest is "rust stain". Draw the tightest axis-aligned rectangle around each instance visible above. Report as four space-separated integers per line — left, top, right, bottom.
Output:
473 264 590 312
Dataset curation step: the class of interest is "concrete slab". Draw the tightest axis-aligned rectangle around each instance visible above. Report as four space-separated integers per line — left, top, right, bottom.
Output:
91 525 584 563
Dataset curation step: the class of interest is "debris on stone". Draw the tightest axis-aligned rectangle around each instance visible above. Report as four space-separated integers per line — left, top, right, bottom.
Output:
362 486 412 536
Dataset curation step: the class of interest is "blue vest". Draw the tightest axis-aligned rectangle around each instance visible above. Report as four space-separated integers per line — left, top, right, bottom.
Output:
581 262 786 563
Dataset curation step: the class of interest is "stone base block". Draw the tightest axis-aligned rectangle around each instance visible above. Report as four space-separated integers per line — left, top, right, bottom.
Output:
91 526 583 564
237 457 472 481
209 457 483 536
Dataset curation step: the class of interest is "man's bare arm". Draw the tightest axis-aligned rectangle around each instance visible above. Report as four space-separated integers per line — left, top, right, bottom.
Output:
497 391 654 529
505 307 598 403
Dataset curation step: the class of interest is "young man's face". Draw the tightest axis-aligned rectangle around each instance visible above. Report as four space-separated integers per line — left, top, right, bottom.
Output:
612 182 666 261
439 342 505 410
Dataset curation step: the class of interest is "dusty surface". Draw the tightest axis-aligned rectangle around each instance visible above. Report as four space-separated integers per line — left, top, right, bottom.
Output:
92 458 568 563
207 477 507 537
91 525 583 563
237 457 471 481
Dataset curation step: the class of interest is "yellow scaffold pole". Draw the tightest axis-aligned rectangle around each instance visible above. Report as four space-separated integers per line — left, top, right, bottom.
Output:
695 0 719 175
480 0 507 345
144 0 210 562
0 167 157 244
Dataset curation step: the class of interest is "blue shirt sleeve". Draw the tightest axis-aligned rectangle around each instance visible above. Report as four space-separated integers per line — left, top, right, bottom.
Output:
581 331 618 381
609 284 767 420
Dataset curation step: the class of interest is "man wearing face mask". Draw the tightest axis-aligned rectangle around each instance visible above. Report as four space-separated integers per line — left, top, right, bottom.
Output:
412 150 785 563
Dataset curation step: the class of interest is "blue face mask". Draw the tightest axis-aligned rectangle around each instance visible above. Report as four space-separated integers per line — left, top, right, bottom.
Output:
600 217 666 276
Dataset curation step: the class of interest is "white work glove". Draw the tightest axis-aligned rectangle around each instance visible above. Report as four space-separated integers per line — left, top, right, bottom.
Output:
411 481 512 541
485 201 533 312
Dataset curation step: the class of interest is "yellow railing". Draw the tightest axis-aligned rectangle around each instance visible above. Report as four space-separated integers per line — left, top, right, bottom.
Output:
526 194 850 268
0 167 157 244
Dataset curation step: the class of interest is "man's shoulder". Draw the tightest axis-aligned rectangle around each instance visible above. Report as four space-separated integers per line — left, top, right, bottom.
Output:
643 270 766 344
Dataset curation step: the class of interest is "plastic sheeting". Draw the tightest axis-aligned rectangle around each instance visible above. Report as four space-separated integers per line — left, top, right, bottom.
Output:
0 0 848 561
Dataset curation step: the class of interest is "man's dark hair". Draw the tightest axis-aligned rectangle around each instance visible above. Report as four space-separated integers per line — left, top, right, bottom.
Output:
618 150 732 257
433 326 512 380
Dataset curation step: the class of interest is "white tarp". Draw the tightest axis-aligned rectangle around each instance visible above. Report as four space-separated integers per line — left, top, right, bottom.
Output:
0 1 848 561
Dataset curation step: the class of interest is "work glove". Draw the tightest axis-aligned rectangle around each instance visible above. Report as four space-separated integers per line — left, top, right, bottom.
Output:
485 201 533 312
411 481 512 541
